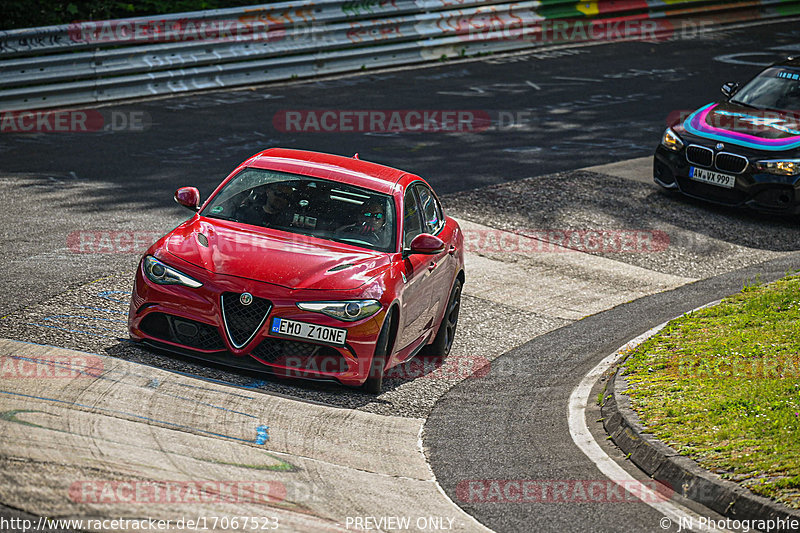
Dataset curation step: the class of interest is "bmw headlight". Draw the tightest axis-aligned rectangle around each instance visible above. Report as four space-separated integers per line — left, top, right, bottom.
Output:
753 159 800 176
297 300 382 322
660 128 684 152
143 256 203 288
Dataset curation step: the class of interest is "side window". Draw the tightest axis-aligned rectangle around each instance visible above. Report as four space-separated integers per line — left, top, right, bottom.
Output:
403 188 424 249
415 184 443 235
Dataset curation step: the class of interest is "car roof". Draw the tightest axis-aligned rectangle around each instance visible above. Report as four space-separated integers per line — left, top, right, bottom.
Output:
247 148 416 195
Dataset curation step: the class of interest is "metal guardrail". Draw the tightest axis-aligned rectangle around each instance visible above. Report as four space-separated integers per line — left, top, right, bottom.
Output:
1 0 800 111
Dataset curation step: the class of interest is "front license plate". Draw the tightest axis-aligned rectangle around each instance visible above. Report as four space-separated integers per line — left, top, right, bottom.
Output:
689 166 736 189
271 318 347 346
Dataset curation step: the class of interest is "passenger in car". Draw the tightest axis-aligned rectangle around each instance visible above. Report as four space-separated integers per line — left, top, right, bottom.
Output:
237 184 294 228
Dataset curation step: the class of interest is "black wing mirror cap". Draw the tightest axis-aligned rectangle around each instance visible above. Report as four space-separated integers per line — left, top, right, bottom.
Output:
721 82 740 99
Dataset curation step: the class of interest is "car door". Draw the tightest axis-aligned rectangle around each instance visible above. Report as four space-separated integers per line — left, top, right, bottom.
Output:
413 183 455 326
395 186 436 352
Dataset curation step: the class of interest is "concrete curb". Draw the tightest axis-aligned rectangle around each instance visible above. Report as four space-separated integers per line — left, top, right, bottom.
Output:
600 336 800 526
0 338 490 532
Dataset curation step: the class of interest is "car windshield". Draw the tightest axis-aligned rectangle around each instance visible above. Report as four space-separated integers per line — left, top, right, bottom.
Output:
730 66 800 111
200 168 396 253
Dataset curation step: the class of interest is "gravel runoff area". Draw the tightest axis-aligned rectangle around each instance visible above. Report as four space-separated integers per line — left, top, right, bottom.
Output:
0 267 559 420
444 170 798 280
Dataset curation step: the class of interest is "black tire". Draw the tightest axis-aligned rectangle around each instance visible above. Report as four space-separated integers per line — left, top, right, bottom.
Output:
363 309 393 394
422 278 462 358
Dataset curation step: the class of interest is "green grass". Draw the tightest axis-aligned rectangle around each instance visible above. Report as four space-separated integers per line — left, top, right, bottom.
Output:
622 274 800 509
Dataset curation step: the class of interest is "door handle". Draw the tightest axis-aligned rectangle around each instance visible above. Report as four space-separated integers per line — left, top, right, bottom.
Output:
428 261 437 272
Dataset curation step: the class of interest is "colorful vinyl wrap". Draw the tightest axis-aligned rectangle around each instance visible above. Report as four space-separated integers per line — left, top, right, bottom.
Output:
683 103 800 151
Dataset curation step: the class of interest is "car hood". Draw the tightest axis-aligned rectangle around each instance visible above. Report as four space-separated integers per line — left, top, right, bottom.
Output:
682 101 800 151
164 217 391 290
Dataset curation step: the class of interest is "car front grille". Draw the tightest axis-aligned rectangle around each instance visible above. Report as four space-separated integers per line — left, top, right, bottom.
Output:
715 152 749 174
221 292 272 349
140 312 225 351
686 145 713 167
686 144 749 174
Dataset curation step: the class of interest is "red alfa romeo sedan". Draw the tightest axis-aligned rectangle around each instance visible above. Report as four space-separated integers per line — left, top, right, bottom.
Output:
128 148 465 393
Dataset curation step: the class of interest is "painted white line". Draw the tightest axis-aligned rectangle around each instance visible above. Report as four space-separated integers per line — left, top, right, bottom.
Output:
553 76 603 83
567 310 731 533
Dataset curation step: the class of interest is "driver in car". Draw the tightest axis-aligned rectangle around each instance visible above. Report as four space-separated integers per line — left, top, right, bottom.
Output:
338 200 391 248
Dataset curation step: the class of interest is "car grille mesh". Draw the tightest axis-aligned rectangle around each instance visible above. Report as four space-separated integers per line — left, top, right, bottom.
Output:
686 145 713 167
686 144 749 174
221 292 272 348
251 337 344 371
251 337 324 363
715 153 748 174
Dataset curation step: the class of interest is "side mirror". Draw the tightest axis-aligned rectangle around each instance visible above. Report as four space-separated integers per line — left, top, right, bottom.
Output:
174 187 200 211
408 233 445 255
721 82 739 99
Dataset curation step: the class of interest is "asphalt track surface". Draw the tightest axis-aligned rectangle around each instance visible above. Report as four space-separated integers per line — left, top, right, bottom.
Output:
2 19 800 533
1 22 799 316
425 253 800 533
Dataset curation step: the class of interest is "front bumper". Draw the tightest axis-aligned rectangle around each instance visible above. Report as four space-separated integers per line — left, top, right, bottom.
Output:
128 255 385 387
654 144 800 214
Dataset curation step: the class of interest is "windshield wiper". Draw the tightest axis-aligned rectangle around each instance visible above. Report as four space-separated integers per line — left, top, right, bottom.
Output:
203 213 236 222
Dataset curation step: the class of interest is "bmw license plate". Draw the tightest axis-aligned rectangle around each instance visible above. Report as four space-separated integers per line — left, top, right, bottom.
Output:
271 318 347 346
689 167 736 189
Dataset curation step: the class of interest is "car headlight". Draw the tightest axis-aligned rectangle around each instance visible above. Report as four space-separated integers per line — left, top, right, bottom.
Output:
660 127 684 152
143 256 203 288
753 159 800 176
297 300 382 322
